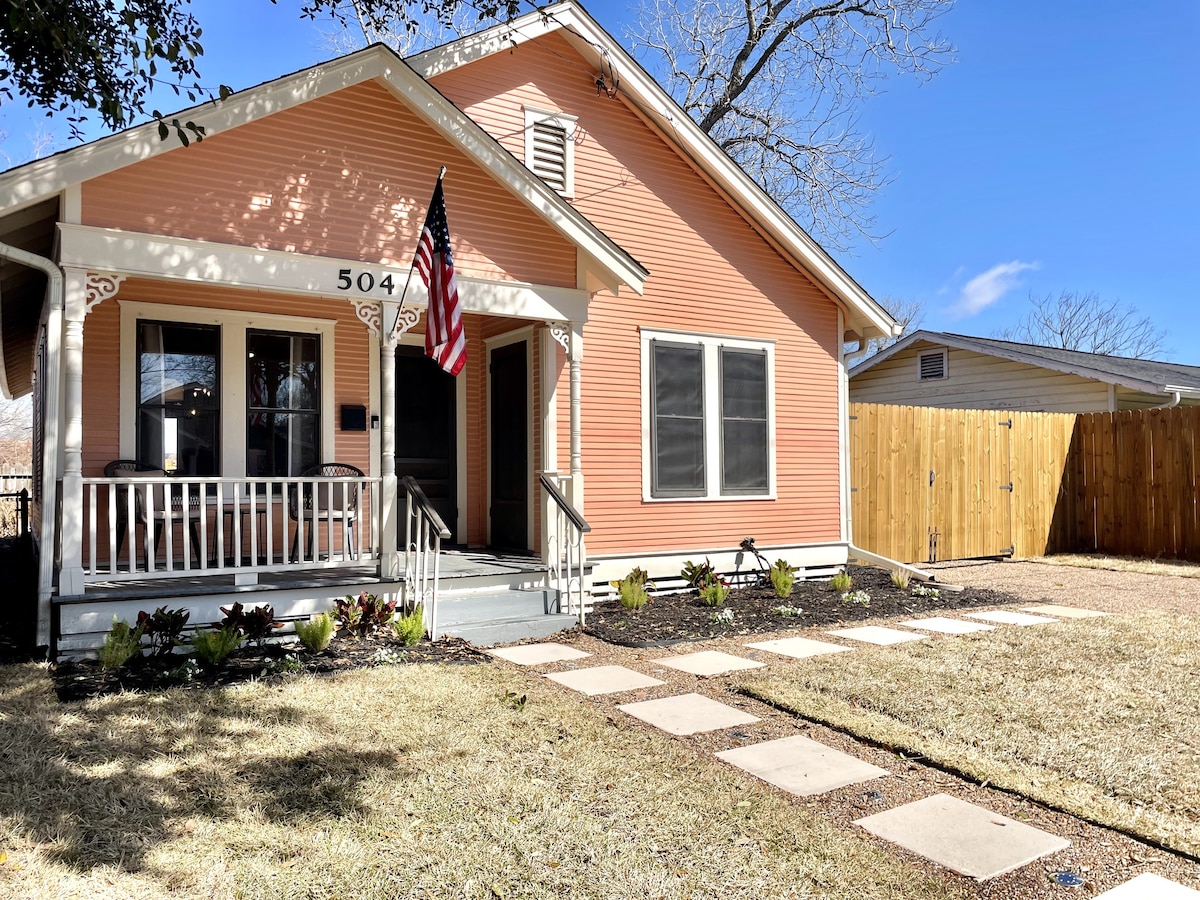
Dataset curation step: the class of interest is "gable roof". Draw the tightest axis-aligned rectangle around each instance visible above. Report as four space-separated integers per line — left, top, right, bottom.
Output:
409 1 898 342
0 43 647 297
851 330 1200 397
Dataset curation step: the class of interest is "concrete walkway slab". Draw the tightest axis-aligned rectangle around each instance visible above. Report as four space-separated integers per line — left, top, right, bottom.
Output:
854 793 1070 880
544 665 664 696
828 625 927 646
1094 874 1200 898
489 643 590 666
618 693 760 736
717 734 888 797
964 610 1059 626
745 636 853 659
900 616 997 635
656 650 766 677
1022 604 1108 619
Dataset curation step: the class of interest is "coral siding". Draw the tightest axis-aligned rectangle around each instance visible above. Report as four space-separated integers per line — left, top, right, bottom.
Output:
433 35 842 555
80 81 576 288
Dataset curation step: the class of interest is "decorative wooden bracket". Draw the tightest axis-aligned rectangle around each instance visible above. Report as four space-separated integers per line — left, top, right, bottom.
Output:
84 273 127 315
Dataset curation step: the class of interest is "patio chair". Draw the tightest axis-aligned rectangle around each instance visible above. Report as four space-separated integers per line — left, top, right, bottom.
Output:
105 460 204 567
290 463 364 561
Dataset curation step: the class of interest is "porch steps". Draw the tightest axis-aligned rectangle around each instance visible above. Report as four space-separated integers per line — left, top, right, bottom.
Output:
435 587 578 647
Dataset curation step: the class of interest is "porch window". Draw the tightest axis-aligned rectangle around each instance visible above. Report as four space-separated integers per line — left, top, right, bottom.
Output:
137 322 220 475
246 330 320 477
644 331 775 500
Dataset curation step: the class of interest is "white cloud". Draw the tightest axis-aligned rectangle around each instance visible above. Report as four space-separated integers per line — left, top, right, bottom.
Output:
948 260 1039 318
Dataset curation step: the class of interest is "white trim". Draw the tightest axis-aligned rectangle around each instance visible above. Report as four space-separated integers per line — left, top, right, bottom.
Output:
118 300 336 476
640 328 777 502
837 309 850 544
524 106 577 198
588 542 848 587
58 224 592 324
62 185 82 224
486 328 536 551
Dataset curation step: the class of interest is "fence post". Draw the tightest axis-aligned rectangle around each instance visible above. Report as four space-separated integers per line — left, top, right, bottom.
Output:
19 488 28 537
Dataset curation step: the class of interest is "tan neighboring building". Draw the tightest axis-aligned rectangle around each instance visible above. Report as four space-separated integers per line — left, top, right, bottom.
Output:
850 331 1200 412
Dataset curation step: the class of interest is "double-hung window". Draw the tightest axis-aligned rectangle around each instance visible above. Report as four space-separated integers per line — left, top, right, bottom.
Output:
246 330 321 478
644 330 774 500
137 322 220 475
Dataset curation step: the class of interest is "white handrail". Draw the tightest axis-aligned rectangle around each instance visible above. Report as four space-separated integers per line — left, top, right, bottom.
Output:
540 472 590 624
401 476 450 639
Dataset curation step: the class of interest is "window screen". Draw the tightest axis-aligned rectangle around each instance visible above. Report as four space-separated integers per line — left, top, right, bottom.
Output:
137 322 220 475
651 341 705 496
720 348 769 493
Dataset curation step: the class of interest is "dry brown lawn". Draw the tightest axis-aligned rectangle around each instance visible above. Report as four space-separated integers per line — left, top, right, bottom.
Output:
0 662 971 900
740 611 1200 858
1034 554 1200 579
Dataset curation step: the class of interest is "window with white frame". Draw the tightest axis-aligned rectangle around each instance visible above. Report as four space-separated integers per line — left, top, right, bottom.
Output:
643 330 775 500
524 107 576 197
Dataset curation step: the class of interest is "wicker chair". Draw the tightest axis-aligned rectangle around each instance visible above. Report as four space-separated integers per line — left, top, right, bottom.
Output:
104 460 203 566
289 463 365 561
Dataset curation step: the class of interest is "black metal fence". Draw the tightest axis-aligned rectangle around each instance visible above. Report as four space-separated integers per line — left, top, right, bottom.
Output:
0 475 32 538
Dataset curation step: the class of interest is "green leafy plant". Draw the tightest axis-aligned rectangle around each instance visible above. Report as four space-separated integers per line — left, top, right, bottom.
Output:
97 618 144 670
295 612 335 653
911 583 941 599
136 605 191 656
187 625 244 667
769 559 796 599
841 589 871 607
829 571 852 592
772 604 803 618
261 653 303 676
219 602 283 645
393 605 425 647
709 608 734 625
501 690 528 711
371 648 406 666
889 569 911 590
611 567 655 611
334 591 397 638
681 558 717 590
168 658 201 683
698 577 730 606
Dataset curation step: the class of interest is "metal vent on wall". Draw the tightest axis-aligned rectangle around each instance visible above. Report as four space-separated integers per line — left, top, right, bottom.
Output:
918 350 947 381
530 120 568 193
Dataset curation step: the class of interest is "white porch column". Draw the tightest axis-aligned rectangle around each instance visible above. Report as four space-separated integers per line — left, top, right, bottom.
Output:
378 305 401 580
59 267 87 595
567 321 584 513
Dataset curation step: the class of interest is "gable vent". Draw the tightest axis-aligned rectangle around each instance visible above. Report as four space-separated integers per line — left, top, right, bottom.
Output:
918 350 947 381
530 120 568 192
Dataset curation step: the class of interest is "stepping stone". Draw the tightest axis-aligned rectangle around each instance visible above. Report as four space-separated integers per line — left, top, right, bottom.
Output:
489 642 590 666
656 650 766 677
1094 874 1200 898
717 734 888 797
964 610 1058 626
745 636 854 659
1022 604 1108 619
618 693 759 736
545 665 664 696
854 793 1070 881
900 616 996 635
827 626 927 646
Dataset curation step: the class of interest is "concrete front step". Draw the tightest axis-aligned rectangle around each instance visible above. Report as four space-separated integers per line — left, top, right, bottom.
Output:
435 588 558 626
440 613 579 647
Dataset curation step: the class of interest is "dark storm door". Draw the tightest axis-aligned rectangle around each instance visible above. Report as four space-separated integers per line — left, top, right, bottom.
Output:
396 346 457 544
489 341 528 550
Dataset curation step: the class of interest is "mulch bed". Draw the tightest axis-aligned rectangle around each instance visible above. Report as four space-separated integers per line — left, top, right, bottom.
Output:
52 634 489 703
585 564 1022 647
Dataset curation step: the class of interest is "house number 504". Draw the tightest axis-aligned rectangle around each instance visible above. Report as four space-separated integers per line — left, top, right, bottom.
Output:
336 268 397 294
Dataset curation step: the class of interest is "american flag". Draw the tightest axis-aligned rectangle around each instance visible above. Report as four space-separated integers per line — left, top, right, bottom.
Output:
414 178 466 376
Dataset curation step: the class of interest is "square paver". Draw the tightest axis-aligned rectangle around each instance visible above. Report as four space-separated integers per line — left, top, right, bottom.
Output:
900 616 997 635
617 692 760 736
544 665 664 696
854 793 1070 880
489 642 590 666
964 610 1059 626
827 625 927 646
1094 874 1200 899
717 734 888 797
745 636 854 659
656 650 766 677
1022 604 1108 619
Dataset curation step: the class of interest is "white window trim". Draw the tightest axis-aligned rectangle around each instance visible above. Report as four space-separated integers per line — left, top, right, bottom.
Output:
118 300 336 477
640 328 777 502
918 348 948 381
524 106 577 198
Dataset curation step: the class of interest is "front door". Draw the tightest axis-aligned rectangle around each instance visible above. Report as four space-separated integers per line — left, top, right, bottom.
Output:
396 346 457 544
489 341 528 550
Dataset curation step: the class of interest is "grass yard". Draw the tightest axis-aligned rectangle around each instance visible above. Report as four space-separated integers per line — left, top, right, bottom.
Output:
0 662 971 900
1035 554 1200 579
740 612 1200 858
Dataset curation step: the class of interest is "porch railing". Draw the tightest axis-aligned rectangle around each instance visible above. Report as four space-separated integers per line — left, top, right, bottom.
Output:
540 472 590 624
82 475 381 582
401 475 451 639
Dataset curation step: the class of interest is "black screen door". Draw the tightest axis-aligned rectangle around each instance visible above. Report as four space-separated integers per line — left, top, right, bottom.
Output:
489 341 528 550
396 346 457 544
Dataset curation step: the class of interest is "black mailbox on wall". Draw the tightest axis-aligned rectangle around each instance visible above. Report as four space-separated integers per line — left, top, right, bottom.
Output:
341 404 367 432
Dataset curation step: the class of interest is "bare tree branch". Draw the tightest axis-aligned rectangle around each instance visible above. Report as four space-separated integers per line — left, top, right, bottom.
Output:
993 291 1169 360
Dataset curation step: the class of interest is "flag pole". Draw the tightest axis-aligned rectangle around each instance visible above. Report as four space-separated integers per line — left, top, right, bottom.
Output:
392 166 447 336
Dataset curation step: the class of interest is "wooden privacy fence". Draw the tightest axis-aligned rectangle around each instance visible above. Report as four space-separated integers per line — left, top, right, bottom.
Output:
850 403 1200 564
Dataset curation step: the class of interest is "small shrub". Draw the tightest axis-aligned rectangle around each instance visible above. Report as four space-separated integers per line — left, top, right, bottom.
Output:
681 558 716 591
335 591 397 638
188 625 245 667
136 606 191 656
611 567 654 610
710 608 734 625
501 690 528 711
769 559 796 599
772 604 803 618
97 618 143 670
295 613 335 653
889 569 911 590
911 583 941 599
841 589 871 607
394 605 425 647
262 653 303 676
168 659 201 683
219 602 283 644
698 577 730 606
371 647 406 666
829 571 852 592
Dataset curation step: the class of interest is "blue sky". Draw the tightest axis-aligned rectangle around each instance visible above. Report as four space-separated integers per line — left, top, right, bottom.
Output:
2 1 1197 359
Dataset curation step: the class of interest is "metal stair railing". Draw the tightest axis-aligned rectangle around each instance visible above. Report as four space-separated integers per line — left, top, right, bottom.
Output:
539 473 591 625
401 475 451 639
